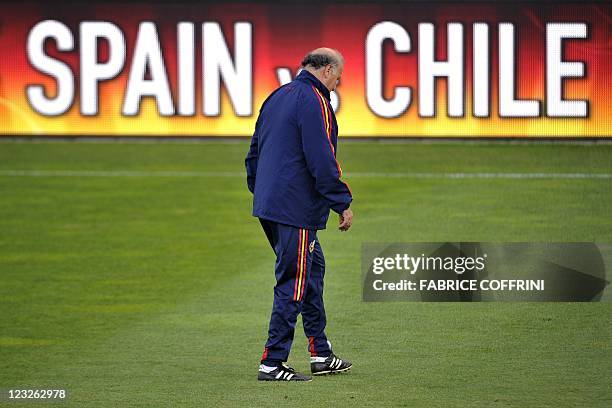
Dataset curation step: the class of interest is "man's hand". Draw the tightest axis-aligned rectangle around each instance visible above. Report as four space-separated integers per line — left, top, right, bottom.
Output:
338 208 353 232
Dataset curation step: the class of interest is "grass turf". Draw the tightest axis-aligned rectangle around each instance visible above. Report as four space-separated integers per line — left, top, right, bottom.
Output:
0 141 611 407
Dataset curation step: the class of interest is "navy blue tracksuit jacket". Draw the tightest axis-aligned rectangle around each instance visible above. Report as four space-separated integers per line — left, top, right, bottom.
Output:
245 69 352 230
245 70 352 364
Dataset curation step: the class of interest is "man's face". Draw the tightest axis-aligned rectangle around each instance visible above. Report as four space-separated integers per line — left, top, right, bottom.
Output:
322 62 343 92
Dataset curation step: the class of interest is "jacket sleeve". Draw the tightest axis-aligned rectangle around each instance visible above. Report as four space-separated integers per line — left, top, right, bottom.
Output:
245 115 261 194
298 89 352 214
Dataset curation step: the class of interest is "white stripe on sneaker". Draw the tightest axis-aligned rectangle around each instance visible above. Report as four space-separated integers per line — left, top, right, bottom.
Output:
276 372 283 379
287 373 294 380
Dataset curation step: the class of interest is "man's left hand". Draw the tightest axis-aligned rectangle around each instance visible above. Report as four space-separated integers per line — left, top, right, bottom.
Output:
339 208 353 232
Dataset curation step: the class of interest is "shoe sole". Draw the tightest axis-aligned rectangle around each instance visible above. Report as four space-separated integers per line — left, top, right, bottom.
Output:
258 377 313 382
312 365 352 376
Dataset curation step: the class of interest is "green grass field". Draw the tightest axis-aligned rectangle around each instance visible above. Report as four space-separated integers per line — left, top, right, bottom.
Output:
0 140 611 407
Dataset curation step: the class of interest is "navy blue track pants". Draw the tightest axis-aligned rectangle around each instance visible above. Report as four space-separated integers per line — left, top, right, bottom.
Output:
259 218 332 364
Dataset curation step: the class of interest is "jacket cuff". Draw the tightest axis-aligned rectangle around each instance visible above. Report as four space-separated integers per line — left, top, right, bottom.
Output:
331 201 351 214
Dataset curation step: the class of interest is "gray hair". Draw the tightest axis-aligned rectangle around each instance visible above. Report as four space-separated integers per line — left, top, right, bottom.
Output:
301 51 343 69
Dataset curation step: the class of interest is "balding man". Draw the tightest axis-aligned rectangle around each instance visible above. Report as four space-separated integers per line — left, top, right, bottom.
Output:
246 48 354 382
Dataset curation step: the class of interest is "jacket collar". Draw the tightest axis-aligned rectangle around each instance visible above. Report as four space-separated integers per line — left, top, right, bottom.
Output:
296 69 331 101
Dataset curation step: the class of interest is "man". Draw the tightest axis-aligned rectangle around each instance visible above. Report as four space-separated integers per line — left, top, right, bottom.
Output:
245 48 354 382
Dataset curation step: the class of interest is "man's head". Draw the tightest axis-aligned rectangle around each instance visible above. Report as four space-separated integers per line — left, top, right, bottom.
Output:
301 48 344 92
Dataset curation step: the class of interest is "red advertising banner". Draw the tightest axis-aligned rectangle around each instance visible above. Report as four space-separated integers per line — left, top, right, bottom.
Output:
0 1 609 137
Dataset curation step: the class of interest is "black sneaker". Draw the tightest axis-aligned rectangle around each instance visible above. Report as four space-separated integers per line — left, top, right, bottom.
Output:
310 353 352 375
258 363 313 382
